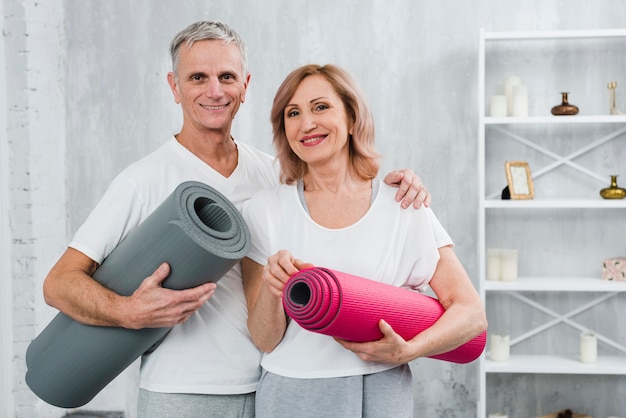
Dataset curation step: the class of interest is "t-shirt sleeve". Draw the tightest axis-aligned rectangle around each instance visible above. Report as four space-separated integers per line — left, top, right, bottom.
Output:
405 207 454 292
241 190 274 266
427 208 454 249
69 172 147 264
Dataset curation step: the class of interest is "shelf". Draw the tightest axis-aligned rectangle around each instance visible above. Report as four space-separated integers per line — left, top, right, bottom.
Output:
485 115 626 125
483 28 626 41
484 276 626 292
484 354 626 375
477 28 626 416
484 199 626 209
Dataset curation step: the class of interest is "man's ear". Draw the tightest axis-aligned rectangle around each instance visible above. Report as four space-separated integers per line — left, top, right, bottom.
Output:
240 72 252 104
167 72 181 104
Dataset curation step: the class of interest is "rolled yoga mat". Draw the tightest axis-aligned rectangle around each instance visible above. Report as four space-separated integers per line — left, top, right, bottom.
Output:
283 267 486 364
25 181 250 408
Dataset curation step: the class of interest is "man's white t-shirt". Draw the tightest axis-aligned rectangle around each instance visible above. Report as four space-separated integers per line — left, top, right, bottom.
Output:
70 137 279 394
242 180 453 379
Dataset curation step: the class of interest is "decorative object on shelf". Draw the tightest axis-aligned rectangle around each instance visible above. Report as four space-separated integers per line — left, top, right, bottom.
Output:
489 334 510 362
504 75 522 116
599 174 626 199
602 257 626 281
512 83 529 117
490 95 507 117
551 92 579 115
580 331 597 363
504 160 534 199
535 409 592 418
486 248 502 281
607 81 625 115
488 414 508 418
486 248 518 281
500 249 518 281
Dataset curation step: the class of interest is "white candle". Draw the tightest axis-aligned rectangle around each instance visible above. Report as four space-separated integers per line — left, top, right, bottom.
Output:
490 95 507 117
580 331 597 363
488 414 508 418
490 334 510 362
500 249 518 281
504 76 522 116
512 84 529 117
486 248 502 281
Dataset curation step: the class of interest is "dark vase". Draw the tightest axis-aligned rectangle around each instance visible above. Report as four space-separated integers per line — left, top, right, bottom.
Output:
600 175 626 199
551 92 579 116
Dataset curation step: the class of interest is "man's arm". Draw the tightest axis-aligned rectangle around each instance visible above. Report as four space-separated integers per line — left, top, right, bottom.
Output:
383 169 431 209
43 247 216 329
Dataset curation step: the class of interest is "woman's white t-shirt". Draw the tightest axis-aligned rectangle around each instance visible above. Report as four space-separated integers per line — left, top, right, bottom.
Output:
242 179 453 379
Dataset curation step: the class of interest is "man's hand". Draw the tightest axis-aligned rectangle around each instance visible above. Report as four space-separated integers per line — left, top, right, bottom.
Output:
123 262 217 329
383 169 431 209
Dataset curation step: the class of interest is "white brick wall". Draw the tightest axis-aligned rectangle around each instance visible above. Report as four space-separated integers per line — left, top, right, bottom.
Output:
0 0 14 413
3 1 68 416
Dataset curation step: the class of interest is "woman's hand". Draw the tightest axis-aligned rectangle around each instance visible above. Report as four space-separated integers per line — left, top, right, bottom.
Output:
263 250 314 298
335 319 414 365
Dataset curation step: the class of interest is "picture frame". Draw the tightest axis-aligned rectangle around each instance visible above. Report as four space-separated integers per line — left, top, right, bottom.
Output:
504 161 534 199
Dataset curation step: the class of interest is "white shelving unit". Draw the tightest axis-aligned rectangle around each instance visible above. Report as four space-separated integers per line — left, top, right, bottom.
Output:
477 29 626 416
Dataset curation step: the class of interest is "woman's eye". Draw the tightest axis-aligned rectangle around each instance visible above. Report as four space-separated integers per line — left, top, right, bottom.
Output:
315 104 328 111
286 110 299 118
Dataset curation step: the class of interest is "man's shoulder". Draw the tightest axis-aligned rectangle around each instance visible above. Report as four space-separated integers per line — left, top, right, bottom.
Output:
236 141 274 162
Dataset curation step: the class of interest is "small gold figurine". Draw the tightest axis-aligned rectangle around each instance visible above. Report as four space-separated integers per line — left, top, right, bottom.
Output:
607 81 625 115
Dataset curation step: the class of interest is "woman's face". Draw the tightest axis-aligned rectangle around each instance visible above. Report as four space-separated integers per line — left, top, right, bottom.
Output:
283 75 352 168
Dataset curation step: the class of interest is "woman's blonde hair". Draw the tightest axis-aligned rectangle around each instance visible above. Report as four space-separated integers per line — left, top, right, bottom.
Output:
270 64 380 184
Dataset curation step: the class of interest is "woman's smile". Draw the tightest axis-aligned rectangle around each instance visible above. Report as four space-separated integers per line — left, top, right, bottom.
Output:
300 134 327 146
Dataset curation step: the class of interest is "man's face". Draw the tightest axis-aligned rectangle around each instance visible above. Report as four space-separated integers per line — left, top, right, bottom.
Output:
168 40 249 134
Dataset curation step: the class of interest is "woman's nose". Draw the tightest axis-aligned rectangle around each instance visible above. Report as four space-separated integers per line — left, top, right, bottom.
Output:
301 113 317 132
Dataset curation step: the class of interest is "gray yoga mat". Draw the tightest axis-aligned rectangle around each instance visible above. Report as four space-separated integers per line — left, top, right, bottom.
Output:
25 181 250 408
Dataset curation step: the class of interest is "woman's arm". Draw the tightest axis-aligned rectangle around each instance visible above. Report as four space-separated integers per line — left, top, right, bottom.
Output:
336 245 487 364
242 252 314 353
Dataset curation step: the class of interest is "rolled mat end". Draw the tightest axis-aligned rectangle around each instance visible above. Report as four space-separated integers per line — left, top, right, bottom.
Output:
283 267 486 364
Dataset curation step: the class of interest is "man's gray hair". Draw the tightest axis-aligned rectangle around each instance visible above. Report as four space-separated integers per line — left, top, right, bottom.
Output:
169 21 248 76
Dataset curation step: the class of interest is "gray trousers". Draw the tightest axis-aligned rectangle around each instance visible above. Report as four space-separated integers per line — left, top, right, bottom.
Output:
137 389 255 418
255 364 414 418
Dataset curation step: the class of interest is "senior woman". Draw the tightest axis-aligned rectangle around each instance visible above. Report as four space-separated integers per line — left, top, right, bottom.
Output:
241 64 487 417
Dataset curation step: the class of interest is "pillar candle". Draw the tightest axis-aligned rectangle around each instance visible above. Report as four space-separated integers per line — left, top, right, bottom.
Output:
486 248 502 281
580 331 597 363
488 414 508 418
504 76 522 116
490 95 507 117
512 84 529 117
490 334 510 362
500 249 518 281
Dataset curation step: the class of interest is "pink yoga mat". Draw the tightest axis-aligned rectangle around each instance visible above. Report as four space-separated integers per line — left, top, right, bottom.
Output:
283 267 486 364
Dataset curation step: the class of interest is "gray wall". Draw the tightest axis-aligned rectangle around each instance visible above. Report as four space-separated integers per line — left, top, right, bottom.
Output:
2 0 625 417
